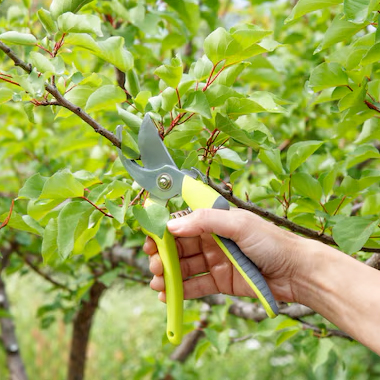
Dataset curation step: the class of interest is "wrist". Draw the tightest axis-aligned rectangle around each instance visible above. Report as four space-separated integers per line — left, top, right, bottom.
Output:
290 238 334 306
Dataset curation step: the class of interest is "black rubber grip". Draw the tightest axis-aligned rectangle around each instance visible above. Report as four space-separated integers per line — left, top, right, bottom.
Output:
218 236 278 315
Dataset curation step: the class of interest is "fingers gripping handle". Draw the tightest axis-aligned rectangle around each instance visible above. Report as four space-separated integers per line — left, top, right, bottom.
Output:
143 200 184 345
182 175 278 318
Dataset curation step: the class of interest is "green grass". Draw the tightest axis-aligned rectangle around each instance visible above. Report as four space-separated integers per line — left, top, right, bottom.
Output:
1 273 379 380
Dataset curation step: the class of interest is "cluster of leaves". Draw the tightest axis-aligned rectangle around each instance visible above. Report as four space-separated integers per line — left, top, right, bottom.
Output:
1 0 380 376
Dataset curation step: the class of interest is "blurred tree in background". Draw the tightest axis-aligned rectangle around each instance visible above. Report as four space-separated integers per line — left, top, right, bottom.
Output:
1 0 380 379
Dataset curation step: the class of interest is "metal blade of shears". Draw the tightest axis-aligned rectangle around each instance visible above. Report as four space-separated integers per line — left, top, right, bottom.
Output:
116 119 184 200
138 114 177 170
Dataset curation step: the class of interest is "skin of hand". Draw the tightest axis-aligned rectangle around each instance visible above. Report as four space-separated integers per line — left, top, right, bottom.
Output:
143 208 380 355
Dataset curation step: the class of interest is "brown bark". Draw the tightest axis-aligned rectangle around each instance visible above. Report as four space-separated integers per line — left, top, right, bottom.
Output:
0 247 28 380
67 281 106 380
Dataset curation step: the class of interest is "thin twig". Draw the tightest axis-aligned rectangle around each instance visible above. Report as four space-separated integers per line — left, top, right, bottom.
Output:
81 196 114 218
0 41 121 148
0 200 14 230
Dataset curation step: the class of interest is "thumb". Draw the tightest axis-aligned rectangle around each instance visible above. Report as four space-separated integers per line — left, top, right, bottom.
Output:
166 208 247 241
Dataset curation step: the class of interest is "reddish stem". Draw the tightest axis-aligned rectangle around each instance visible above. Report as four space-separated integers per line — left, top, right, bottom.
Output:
81 196 113 218
0 76 20 87
36 44 54 58
0 200 14 230
176 88 182 108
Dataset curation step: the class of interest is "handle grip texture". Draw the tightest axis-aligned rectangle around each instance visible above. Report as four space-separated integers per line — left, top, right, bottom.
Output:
142 199 183 345
182 175 279 318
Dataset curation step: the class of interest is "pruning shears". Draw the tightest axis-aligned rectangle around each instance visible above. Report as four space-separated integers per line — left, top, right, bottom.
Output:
116 114 278 345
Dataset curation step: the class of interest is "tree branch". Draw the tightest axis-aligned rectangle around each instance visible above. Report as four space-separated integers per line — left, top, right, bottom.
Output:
208 179 380 253
298 319 353 340
0 41 121 148
17 252 71 292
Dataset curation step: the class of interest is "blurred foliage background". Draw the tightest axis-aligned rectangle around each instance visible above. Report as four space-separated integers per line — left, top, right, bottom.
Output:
1 0 380 378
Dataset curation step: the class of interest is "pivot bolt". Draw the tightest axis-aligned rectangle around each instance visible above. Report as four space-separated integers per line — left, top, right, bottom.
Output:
157 174 172 190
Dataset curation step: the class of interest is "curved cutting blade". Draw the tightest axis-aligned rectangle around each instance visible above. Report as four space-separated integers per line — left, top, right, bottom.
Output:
138 114 177 170
116 124 184 200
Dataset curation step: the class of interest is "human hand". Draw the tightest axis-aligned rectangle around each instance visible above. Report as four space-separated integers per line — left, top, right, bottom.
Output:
143 208 311 303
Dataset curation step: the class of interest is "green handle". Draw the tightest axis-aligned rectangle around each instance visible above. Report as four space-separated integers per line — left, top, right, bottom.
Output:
142 199 183 345
182 175 278 318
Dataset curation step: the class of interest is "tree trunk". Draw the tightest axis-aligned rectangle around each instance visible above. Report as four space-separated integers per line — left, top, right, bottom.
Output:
67 281 106 380
0 274 28 380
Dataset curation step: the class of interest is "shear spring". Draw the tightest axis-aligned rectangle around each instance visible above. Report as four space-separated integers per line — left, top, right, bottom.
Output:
170 208 192 219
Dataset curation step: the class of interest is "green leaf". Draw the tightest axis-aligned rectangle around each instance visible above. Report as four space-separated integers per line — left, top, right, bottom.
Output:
362 193 380 216
23 102 35 123
285 0 342 23
313 339 335 373
216 148 247 169
105 199 126 224
85 85 125 113
57 12 103 36
225 97 266 116
194 339 211 362
204 27 240 64
0 212 44 235
37 8 57 35
337 174 380 195
319 169 337 197
29 52 55 74
120 130 140 159
181 91 212 119
292 172 323 201
309 63 349 92
117 108 142 134
361 42 380 65
73 211 103 255
50 0 95 19
161 87 178 112
65 34 133 72
133 203 169 239
161 33 187 52
204 84 243 107
0 88 14 104
73 170 100 188
332 216 378 254
154 55 183 88
42 218 58 264
258 148 284 175
344 0 371 23
286 141 324 173
346 144 380 168
315 13 368 54
18 173 47 199
203 328 230 354
191 55 213 81
214 62 250 87
27 199 62 221
216 113 266 149
276 329 299 346
56 85 94 118
57 201 91 259
39 170 85 199
124 70 141 98
249 92 286 113
230 24 272 46
0 31 36 45
181 150 199 170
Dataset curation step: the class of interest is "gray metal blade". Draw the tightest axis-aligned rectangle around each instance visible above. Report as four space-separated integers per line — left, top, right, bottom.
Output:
138 114 177 169
116 125 184 200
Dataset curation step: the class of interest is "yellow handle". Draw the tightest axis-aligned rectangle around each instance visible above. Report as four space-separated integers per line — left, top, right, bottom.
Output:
143 199 183 345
